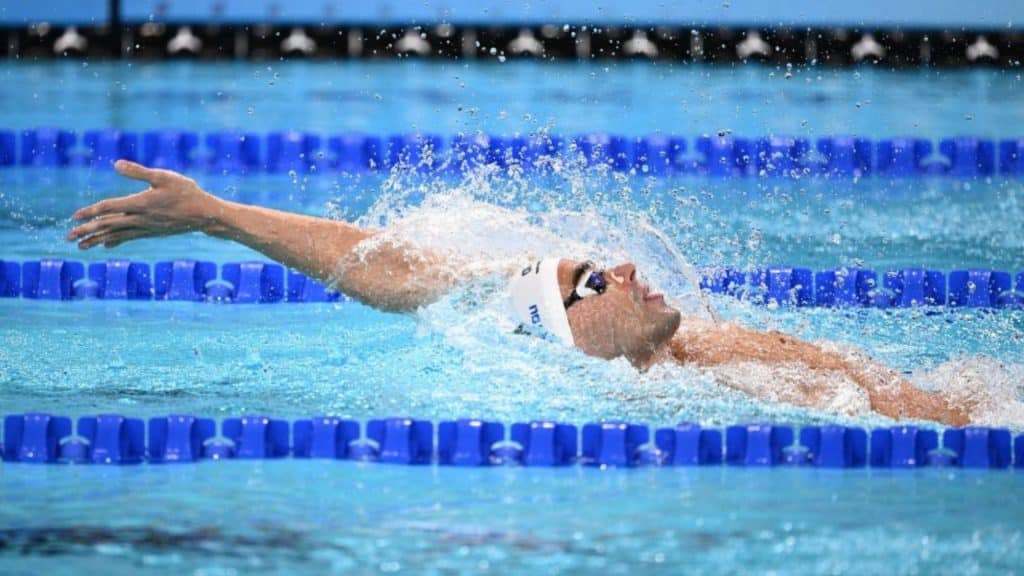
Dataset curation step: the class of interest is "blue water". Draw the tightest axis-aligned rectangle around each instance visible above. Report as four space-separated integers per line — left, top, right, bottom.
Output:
3 464 1022 575
2 60 1024 574
2 61 1023 137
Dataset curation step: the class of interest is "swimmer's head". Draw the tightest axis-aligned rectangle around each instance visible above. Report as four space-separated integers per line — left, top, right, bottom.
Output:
510 258 682 367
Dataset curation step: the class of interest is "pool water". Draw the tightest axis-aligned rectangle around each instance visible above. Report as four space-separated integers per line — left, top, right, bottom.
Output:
2 60 1024 574
3 60 1023 137
3 464 1022 575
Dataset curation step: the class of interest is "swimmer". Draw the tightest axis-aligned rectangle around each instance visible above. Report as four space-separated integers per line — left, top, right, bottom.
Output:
67 160 972 426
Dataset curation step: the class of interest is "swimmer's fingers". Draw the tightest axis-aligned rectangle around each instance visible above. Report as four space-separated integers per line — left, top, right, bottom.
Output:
72 161 171 221
72 192 150 222
101 228 147 249
68 214 143 245
114 159 167 185
68 213 127 241
77 227 146 250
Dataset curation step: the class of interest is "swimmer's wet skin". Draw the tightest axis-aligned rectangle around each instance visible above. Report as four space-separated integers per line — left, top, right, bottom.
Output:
68 159 971 426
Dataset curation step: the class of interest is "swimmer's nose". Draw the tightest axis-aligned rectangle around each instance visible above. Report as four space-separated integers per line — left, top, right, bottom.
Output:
610 263 637 284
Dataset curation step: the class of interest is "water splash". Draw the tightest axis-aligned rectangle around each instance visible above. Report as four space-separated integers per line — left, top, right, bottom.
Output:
333 152 1024 428
352 144 716 311
635 216 720 322
919 357 1024 428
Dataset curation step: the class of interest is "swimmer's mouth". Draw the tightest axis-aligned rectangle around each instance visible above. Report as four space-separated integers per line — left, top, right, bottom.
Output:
644 292 664 303
641 284 664 303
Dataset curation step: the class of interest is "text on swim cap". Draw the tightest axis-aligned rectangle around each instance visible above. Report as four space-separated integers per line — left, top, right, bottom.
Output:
529 304 541 325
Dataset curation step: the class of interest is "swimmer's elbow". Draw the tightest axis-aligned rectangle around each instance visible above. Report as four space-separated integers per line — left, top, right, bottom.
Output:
372 292 442 314
329 238 456 313
337 281 447 314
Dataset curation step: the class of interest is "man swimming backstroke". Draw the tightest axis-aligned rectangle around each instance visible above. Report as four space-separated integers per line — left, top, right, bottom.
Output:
67 160 971 426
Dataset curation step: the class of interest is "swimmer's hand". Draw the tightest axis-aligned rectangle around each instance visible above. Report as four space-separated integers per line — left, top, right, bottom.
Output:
67 160 222 249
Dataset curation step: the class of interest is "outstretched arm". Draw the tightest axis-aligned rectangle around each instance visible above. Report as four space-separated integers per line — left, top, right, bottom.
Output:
67 160 454 312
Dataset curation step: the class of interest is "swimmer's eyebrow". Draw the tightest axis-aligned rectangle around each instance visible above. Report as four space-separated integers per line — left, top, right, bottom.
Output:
571 262 588 286
572 261 599 286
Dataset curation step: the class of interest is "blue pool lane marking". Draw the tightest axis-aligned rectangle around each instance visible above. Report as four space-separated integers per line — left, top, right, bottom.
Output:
3 129 1024 178
0 259 345 303
3 414 1023 470
3 258 1023 309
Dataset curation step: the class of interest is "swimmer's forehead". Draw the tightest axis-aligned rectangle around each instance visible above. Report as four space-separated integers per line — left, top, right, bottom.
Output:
548 259 575 303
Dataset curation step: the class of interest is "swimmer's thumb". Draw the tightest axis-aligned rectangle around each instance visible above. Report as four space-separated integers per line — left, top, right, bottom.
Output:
115 159 159 183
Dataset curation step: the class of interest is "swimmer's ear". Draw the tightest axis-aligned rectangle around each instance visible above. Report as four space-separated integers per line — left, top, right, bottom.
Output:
114 160 161 184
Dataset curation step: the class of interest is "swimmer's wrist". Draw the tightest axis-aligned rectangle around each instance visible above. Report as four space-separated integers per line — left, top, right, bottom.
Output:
198 196 236 238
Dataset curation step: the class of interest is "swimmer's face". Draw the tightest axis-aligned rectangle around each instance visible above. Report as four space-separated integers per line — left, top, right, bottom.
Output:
557 259 682 367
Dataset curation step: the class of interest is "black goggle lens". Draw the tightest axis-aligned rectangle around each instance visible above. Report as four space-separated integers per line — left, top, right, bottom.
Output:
585 271 607 293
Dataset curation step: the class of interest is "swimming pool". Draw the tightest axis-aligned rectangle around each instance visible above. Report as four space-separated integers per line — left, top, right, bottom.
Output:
2 60 1024 574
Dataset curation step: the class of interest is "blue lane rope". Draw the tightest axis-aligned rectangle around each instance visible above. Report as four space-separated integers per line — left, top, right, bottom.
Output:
2 414 1022 470
2 259 1023 309
2 129 1024 178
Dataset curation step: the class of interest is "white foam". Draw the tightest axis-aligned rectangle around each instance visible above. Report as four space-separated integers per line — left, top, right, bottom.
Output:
700 361 873 417
334 163 1024 427
915 357 1024 428
352 169 710 320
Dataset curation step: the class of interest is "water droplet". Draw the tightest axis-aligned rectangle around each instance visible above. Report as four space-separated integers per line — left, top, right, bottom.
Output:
243 351 262 368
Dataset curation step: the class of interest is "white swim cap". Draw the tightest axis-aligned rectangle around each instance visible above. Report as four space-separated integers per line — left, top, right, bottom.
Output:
509 258 574 346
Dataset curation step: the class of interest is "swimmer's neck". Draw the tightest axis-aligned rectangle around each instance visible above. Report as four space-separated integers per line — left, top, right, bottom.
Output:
634 317 716 371
630 338 688 371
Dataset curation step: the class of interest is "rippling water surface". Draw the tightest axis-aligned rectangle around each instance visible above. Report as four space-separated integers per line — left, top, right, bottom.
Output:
2 60 1023 574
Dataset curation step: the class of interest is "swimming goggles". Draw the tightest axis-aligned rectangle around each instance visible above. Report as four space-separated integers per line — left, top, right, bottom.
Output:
563 261 608 309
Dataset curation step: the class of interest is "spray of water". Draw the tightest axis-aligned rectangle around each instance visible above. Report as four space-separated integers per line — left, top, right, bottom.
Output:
331 147 1024 428
352 143 719 313
636 217 720 322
